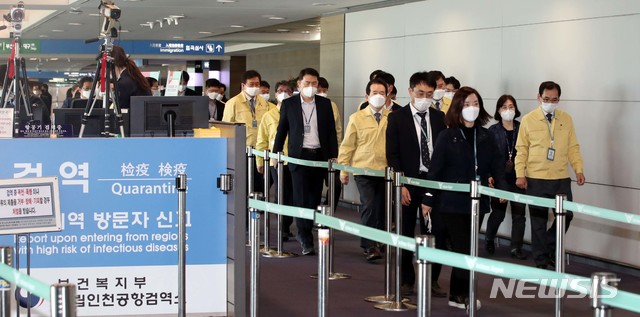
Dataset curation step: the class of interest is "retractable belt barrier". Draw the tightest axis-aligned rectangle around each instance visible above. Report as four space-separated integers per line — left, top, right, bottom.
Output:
247 151 640 315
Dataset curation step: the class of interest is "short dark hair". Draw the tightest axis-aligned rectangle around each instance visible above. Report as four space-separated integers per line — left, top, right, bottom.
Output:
429 70 445 82
409 71 436 89
260 80 270 89
42 83 49 91
181 71 190 83
298 68 319 81
369 69 385 81
376 71 395 86
79 76 92 86
445 76 461 89
538 81 561 97
241 70 261 84
220 83 227 91
146 77 158 87
493 95 521 122
318 77 329 89
275 80 293 92
391 86 397 96
366 78 389 95
206 78 221 88
445 86 492 128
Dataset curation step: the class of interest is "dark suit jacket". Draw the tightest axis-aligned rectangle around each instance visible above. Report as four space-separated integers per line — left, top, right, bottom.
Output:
273 95 338 171
386 104 446 178
359 100 402 111
117 71 152 109
210 100 225 121
184 88 198 96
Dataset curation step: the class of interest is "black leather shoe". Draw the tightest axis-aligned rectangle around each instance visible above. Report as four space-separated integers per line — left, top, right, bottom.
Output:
510 248 528 260
431 282 447 298
401 284 414 296
365 248 382 262
536 264 548 270
485 240 495 255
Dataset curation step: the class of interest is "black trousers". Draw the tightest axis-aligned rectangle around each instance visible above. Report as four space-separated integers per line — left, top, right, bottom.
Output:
269 165 294 233
442 212 472 298
485 185 527 250
526 177 574 266
322 169 342 212
354 176 385 250
290 149 325 248
400 184 446 286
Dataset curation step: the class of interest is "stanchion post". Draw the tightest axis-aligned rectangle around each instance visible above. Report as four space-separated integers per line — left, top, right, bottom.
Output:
247 146 255 195
555 194 567 317
317 205 331 317
326 159 350 280
176 174 188 317
0 246 12 317
591 272 617 317
264 152 296 258
249 192 264 317
416 235 435 317
469 179 480 317
366 167 402 303
375 171 415 311
50 283 77 317
261 149 274 255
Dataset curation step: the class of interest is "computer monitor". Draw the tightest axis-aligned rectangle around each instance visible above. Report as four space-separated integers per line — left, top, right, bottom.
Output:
129 96 209 137
52 108 130 137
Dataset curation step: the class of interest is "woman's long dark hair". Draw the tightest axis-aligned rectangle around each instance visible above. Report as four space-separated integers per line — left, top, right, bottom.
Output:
112 45 151 93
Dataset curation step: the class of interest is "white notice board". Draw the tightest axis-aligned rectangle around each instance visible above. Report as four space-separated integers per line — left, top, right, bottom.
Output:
0 176 62 234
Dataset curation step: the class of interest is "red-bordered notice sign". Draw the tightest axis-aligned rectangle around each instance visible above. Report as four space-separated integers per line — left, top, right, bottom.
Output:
0 176 62 234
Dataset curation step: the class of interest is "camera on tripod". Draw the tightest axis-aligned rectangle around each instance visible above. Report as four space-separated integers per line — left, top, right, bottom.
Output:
99 0 121 39
3 1 25 36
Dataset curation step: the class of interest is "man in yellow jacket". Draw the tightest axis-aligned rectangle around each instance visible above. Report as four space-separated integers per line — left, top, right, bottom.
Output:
256 80 295 238
222 70 274 193
337 78 389 262
515 81 585 270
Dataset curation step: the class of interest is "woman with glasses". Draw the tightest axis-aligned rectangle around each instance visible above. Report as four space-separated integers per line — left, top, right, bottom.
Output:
484 95 528 260
421 86 507 312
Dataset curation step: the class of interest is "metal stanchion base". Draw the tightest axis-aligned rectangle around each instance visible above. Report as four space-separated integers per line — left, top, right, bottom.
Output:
262 250 298 258
310 272 352 280
374 301 416 311
246 241 265 247
259 247 277 255
364 295 410 303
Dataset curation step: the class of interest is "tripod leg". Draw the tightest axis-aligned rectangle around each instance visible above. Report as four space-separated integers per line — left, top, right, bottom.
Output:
0 60 9 107
109 61 126 137
79 55 104 138
103 59 112 136
19 58 32 118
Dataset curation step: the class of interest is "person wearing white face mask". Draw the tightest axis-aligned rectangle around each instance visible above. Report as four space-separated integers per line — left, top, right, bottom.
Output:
442 76 461 114
177 71 197 96
358 71 401 112
484 95 528 260
223 70 274 194
337 78 390 262
273 68 338 256
204 78 225 121
256 80 296 239
386 71 447 297
428 70 448 112
259 80 276 108
420 86 506 311
515 81 585 270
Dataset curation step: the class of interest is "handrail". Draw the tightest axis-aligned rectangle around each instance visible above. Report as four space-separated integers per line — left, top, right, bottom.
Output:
0 262 50 300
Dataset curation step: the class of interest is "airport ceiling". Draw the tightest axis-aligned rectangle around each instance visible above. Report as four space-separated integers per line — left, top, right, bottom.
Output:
0 0 415 73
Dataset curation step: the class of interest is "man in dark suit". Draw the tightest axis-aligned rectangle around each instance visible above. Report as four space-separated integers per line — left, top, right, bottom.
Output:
204 78 225 121
178 71 198 96
386 71 447 296
273 68 338 255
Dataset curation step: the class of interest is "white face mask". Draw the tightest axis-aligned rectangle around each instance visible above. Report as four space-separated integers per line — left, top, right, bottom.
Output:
462 106 480 122
276 92 290 103
32 90 40 96
245 86 260 97
152 90 161 97
215 93 223 101
259 93 270 101
500 109 516 122
301 86 317 98
208 92 220 100
444 91 455 100
178 85 186 92
316 92 328 98
368 94 386 110
432 89 445 101
540 102 558 113
81 89 91 99
413 97 432 112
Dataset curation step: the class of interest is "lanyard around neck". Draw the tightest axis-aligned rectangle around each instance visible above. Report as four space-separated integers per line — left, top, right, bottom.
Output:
459 127 479 180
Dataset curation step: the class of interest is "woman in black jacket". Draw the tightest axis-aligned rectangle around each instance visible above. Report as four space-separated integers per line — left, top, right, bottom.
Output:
112 45 151 108
421 86 507 311
484 95 528 260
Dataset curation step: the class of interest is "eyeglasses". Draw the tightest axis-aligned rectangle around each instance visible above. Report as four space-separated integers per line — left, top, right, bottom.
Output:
541 98 559 103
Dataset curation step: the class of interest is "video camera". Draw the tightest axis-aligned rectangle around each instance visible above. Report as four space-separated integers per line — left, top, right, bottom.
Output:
99 0 121 39
3 1 25 36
